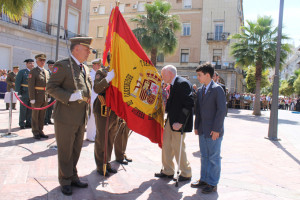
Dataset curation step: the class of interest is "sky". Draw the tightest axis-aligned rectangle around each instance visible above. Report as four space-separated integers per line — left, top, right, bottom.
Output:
243 0 300 47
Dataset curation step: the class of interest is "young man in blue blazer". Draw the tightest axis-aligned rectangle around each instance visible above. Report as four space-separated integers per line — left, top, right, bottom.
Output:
192 63 226 194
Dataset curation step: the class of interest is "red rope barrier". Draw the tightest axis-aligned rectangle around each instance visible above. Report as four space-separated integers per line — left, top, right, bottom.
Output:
14 92 56 110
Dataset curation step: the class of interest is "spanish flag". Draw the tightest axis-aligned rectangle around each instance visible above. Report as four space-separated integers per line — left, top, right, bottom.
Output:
104 6 164 146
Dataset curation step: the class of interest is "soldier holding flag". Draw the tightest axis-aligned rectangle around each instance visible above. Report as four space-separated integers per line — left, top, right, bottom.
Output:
93 64 119 177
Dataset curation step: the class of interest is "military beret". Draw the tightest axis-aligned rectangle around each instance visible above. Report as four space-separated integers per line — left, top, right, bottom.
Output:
47 60 55 64
92 58 102 64
13 66 19 69
70 37 93 49
24 59 34 63
35 54 47 60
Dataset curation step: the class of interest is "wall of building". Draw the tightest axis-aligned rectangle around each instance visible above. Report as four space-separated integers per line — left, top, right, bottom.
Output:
0 0 90 70
88 0 244 92
0 21 68 70
88 0 202 68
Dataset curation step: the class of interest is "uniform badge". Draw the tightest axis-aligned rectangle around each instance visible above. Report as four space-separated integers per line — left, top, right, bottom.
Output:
53 67 58 74
96 74 100 79
28 74 32 78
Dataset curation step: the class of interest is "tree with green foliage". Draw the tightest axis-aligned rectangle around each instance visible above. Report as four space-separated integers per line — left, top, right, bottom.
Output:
279 80 294 97
230 16 291 115
0 0 36 20
294 75 300 96
245 66 270 93
131 0 181 67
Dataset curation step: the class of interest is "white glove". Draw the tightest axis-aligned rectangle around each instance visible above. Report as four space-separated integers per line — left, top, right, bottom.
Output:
30 100 35 104
48 98 51 102
69 91 83 102
105 69 115 83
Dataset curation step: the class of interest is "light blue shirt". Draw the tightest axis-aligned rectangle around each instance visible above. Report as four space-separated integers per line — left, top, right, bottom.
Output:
204 80 213 94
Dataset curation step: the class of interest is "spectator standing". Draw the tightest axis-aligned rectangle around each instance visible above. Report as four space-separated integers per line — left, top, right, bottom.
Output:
191 63 226 194
154 65 194 182
5 66 19 110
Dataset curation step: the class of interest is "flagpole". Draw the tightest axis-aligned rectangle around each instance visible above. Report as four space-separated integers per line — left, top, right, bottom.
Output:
103 107 110 177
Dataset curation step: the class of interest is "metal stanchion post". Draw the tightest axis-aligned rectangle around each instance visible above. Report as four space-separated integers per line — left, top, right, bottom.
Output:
1 89 18 138
8 88 12 135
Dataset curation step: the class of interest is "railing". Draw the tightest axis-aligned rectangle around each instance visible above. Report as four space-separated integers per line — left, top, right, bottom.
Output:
0 14 81 39
207 32 230 41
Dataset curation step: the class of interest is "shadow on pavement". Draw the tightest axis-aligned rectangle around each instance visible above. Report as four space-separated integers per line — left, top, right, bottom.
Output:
228 113 299 125
27 175 185 200
271 141 300 166
0 134 55 148
0 127 25 134
183 189 219 200
22 148 57 161
93 178 184 200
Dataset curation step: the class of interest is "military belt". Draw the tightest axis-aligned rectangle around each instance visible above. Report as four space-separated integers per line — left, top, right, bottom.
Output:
98 95 111 117
35 87 46 91
21 84 28 87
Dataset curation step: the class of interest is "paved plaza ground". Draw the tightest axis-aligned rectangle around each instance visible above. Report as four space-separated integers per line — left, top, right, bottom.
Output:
0 101 300 200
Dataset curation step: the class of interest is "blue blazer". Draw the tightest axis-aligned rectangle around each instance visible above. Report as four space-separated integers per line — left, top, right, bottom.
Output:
194 81 226 137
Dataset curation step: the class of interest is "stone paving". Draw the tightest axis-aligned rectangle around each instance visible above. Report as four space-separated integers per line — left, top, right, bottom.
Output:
0 101 300 200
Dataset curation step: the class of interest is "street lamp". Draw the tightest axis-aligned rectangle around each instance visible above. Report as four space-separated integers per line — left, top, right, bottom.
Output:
92 49 98 58
267 0 284 140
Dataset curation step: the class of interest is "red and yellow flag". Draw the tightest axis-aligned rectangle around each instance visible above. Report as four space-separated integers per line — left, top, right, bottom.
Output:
103 6 164 146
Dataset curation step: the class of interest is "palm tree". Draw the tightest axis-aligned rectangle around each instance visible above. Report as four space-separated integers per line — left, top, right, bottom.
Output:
0 0 36 21
230 16 291 115
131 0 180 67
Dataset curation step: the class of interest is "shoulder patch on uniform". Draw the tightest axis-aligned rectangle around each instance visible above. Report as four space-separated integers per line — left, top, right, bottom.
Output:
53 67 58 74
28 74 32 78
96 74 100 79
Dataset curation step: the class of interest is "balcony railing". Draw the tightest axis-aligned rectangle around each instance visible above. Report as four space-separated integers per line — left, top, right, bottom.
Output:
207 32 230 42
210 61 235 70
0 14 81 39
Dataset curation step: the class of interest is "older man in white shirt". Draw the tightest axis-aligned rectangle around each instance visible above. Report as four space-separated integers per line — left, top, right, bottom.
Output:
86 58 102 141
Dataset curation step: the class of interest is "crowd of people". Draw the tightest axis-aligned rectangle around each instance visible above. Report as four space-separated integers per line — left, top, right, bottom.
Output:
227 92 299 111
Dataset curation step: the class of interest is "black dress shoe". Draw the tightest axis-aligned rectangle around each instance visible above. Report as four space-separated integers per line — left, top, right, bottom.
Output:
107 167 117 173
124 156 132 162
154 171 174 179
61 185 72 196
191 180 207 188
34 135 41 140
20 126 25 129
116 159 128 165
44 122 48 125
39 134 49 138
48 121 53 125
25 124 31 128
71 180 88 188
202 184 217 194
173 175 191 182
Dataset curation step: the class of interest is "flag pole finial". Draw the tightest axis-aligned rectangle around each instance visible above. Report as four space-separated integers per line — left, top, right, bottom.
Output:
116 1 120 6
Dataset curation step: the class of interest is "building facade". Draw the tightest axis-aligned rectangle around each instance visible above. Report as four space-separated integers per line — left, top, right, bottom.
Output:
0 0 90 70
88 0 244 92
280 46 300 80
